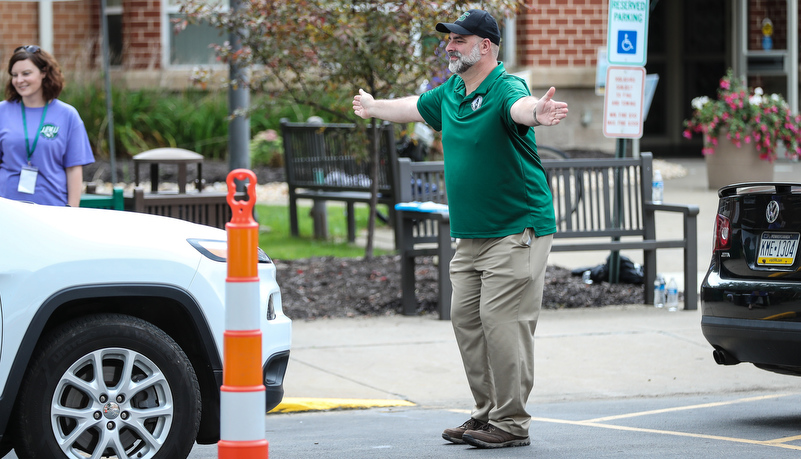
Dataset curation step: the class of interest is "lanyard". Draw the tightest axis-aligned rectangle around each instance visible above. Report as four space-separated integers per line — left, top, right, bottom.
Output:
21 101 49 165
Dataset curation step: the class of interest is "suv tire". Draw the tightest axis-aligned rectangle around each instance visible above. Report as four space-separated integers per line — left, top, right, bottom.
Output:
14 313 201 459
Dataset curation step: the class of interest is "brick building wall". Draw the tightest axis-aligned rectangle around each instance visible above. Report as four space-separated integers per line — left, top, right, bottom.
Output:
123 0 162 69
0 0 161 71
0 3 40 58
0 1 96 67
53 1 97 66
1 0 796 77
516 0 608 69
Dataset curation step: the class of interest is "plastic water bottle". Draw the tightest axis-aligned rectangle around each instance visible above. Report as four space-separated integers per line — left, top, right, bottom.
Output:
653 275 665 308
652 170 664 204
666 278 679 312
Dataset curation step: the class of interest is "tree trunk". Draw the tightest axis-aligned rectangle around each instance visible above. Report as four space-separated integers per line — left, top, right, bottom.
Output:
364 119 380 259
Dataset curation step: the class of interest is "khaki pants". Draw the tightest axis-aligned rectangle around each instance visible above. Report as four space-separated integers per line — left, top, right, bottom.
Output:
449 228 553 437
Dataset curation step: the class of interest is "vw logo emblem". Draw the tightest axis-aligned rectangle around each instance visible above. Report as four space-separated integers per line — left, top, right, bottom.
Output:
766 200 780 223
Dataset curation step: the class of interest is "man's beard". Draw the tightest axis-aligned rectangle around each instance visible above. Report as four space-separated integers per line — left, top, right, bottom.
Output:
448 42 482 74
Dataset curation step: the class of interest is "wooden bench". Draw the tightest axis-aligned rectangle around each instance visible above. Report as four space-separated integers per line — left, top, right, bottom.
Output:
280 119 399 243
394 159 451 318
396 153 700 320
126 188 233 229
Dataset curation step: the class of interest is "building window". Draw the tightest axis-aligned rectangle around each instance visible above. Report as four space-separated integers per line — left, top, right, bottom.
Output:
164 0 227 67
105 0 123 66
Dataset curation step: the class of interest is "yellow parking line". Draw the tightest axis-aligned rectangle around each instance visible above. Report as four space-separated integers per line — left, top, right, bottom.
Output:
583 393 793 423
764 434 801 444
270 397 415 414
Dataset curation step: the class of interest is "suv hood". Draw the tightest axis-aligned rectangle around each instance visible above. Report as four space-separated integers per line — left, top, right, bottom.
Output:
2 197 227 290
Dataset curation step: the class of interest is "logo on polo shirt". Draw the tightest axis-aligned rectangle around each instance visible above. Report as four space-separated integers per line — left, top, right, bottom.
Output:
40 124 59 139
471 96 483 111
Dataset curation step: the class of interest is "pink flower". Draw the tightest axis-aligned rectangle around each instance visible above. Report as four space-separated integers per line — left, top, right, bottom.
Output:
685 69 801 162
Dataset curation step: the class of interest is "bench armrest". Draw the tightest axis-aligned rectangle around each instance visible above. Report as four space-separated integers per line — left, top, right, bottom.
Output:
642 200 699 310
644 202 700 216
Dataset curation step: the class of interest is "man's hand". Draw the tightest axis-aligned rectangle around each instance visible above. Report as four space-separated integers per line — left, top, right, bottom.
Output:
351 89 424 123
352 89 374 120
533 87 569 126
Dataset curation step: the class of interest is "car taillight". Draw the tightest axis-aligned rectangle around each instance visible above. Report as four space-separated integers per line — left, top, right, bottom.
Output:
714 214 731 250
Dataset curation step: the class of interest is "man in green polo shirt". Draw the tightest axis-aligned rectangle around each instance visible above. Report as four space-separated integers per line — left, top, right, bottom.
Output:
353 8 568 449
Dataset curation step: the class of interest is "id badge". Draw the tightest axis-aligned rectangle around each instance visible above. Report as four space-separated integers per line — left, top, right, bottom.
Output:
18 165 38 194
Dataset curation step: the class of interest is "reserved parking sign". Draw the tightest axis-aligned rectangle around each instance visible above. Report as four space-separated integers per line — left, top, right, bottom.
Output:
607 1 649 66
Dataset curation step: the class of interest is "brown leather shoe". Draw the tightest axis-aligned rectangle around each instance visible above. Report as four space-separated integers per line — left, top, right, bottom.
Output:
462 423 530 448
442 418 488 444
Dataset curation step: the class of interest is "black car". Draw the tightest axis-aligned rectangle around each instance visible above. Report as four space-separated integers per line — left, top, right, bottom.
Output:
701 183 801 376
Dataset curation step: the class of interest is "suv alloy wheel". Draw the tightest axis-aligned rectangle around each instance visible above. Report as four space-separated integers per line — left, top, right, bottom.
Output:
13 313 201 459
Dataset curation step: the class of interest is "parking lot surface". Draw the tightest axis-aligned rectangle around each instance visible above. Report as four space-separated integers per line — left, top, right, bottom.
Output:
182 392 801 458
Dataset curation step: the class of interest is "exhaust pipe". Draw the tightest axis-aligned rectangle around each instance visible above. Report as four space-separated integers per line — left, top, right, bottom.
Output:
712 348 740 366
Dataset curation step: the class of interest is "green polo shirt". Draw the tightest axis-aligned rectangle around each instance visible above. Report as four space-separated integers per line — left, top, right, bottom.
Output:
417 62 556 239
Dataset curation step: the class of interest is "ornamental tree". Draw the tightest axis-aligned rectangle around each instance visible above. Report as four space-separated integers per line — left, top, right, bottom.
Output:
179 0 523 257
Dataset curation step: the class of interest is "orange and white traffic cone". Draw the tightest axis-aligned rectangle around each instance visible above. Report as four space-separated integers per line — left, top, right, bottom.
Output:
218 169 268 459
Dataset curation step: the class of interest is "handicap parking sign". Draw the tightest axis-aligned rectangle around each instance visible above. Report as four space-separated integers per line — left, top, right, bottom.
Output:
617 30 637 55
607 0 648 66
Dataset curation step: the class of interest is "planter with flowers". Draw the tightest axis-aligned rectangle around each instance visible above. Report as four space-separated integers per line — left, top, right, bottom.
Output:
683 69 801 189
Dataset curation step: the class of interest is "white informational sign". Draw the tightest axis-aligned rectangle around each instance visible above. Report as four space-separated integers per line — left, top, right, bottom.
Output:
607 0 649 66
603 66 646 139
642 74 660 121
595 47 609 96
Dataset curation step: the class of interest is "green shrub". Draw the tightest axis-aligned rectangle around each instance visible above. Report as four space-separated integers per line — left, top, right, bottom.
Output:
249 129 284 167
255 203 392 259
59 83 353 161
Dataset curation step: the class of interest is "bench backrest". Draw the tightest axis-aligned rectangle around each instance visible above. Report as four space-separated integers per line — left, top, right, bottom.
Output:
280 119 398 195
396 158 448 244
396 152 655 241
396 158 447 204
542 153 653 239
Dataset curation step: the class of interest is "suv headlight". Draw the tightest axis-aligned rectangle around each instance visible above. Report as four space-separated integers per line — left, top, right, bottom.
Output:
188 239 272 263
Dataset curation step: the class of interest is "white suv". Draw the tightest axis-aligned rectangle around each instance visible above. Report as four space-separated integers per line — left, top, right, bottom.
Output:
0 197 291 458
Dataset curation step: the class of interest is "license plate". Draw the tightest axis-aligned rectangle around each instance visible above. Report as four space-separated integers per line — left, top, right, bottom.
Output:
757 232 800 266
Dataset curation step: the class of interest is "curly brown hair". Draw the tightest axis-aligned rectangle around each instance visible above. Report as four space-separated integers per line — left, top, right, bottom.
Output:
5 46 65 103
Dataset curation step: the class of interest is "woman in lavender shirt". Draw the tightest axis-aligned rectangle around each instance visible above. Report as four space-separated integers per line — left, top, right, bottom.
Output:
0 46 94 207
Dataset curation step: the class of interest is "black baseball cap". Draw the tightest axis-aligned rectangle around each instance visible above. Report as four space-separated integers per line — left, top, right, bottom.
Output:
436 9 501 46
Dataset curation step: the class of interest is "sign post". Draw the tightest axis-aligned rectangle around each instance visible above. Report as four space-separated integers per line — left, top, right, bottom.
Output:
604 0 650 283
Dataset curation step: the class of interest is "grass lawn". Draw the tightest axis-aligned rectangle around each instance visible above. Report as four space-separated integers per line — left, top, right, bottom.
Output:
255 203 394 259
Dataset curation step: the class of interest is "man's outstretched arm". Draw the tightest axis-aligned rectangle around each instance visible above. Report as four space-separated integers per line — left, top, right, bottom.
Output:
510 87 569 127
353 89 425 123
